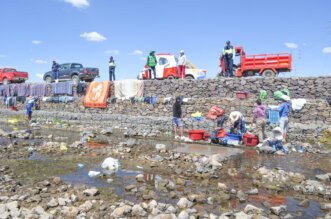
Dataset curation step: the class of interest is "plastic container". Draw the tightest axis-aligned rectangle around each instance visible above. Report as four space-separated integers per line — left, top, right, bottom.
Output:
243 133 259 147
236 91 248 99
188 130 205 140
226 132 243 141
268 109 280 124
203 133 211 141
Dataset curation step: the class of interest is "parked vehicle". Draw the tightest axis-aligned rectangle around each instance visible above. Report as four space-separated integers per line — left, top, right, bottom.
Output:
0 68 29 84
43 63 99 84
220 46 292 77
138 53 207 80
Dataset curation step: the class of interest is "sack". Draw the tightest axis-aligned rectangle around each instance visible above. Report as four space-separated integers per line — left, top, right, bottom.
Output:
207 106 224 120
259 90 268 100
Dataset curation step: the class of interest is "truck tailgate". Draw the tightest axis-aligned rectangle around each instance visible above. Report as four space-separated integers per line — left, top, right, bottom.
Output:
13 72 28 78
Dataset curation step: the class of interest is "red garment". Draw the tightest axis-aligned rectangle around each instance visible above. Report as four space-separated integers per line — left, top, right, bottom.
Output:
178 65 186 79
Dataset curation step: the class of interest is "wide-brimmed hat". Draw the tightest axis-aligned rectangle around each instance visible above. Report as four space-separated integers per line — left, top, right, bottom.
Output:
229 111 241 123
272 127 283 139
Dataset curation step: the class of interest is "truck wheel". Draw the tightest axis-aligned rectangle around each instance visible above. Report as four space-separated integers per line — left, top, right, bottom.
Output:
244 71 255 77
262 70 275 77
2 78 8 85
185 75 194 80
167 76 175 79
45 76 52 84
72 75 80 85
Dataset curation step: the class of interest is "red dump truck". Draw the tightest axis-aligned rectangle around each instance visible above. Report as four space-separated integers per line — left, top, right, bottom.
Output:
220 46 292 77
0 68 29 84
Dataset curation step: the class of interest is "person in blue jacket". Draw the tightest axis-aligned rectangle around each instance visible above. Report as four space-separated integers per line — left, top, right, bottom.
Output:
26 96 36 121
278 95 291 142
52 60 60 83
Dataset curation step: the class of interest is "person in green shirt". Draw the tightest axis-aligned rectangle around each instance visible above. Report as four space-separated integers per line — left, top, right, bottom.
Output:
109 56 116 81
147 51 157 79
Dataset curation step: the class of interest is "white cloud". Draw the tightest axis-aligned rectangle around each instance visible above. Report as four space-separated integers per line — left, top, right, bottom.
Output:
32 40 42 45
80 32 106 42
0 54 6 58
36 73 44 79
131 49 144 55
32 59 48 64
105 49 120 55
285 42 298 49
322 47 331 54
64 0 90 8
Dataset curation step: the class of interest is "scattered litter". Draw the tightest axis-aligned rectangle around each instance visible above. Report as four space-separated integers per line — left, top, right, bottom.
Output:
78 163 84 168
60 142 68 152
101 157 120 171
88 171 101 178
136 165 143 169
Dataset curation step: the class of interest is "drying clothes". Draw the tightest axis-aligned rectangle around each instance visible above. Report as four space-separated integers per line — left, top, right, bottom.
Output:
291 98 307 111
163 97 171 104
77 83 88 94
16 83 31 97
0 85 11 96
84 81 111 108
152 97 158 105
114 79 144 99
30 84 48 97
52 81 73 95
6 96 16 107
144 97 151 104
158 97 163 104
130 97 136 104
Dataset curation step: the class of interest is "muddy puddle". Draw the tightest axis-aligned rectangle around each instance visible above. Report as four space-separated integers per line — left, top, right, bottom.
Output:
0 124 330 218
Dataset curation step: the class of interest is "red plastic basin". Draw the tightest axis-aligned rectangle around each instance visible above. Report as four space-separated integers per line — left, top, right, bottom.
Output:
188 130 205 141
243 133 259 147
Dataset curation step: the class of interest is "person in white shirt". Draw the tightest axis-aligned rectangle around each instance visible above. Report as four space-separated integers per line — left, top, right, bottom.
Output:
178 50 187 79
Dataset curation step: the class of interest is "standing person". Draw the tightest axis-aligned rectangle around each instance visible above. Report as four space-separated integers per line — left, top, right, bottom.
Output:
147 50 157 79
52 60 60 83
173 96 184 139
278 95 291 143
26 96 35 121
109 56 116 81
253 99 268 142
178 50 187 79
222 41 235 77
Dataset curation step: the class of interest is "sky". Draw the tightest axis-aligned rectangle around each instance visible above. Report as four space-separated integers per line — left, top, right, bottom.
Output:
0 0 330 82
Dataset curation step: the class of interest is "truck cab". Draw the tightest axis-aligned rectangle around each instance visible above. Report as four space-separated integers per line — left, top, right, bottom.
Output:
138 53 207 80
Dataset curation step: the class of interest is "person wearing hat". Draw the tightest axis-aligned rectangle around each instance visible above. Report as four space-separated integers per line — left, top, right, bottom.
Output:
253 99 268 142
178 50 187 79
267 127 288 154
222 40 235 77
278 95 291 142
52 60 60 83
108 56 116 81
228 111 246 134
173 96 184 139
147 50 157 79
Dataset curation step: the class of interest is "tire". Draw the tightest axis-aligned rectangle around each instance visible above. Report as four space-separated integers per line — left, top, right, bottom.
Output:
243 71 255 77
167 75 175 79
2 78 9 85
185 75 194 80
45 76 52 84
262 69 275 77
72 75 80 85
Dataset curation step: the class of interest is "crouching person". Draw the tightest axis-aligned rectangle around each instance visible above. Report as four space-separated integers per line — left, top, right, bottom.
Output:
229 111 246 134
267 127 288 154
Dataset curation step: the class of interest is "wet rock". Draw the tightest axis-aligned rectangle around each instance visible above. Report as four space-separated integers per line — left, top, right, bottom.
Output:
237 190 247 202
177 197 193 209
298 199 310 207
176 178 186 186
258 146 274 154
47 198 59 208
228 168 237 177
316 173 331 182
219 192 231 201
166 180 176 191
52 177 62 185
244 204 263 214
100 127 113 135
126 138 137 148
178 210 190 219
136 174 145 182
79 200 93 212
247 188 259 195
170 191 177 199
83 188 99 196
156 144 168 152
270 205 287 216
132 204 147 217
165 205 177 214
62 206 79 218
125 184 137 192
320 203 331 210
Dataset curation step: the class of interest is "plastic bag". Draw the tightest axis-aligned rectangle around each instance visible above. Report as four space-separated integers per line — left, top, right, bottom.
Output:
101 157 120 171
207 106 224 120
259 90 268 100
273 91 284 100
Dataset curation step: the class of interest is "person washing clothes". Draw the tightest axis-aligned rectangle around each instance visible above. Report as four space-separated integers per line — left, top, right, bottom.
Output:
178 50 187 79
278 95 291 143
228 111 246 134
147 50 157 79
26 96 36 121
267 127 288 154
52 60 60 83
173 96 184 140
108 56 116 81
222 40 235 77
253 99 268 142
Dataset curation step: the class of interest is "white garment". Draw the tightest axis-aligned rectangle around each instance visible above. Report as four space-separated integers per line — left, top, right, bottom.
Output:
114 79 144 99
178 55 187 65
291 98 307 111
